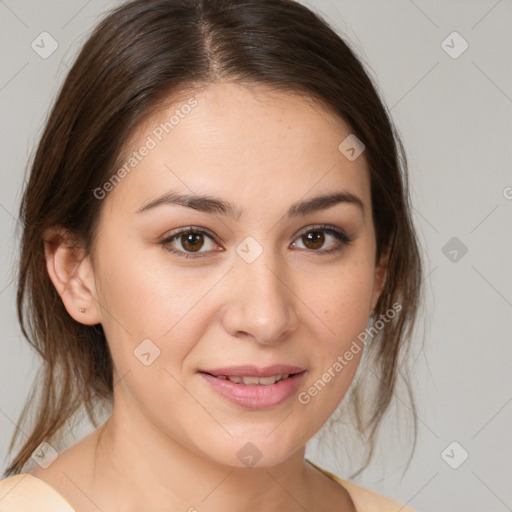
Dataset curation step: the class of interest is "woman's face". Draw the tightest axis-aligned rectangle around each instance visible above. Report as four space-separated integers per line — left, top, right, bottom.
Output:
87 82 386 467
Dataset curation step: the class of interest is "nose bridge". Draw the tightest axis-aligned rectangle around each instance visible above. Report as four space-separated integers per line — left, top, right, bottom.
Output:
222 241 299 344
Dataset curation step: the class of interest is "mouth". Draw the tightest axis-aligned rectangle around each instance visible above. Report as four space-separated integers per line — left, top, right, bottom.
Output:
205 373 294 386
198 365 306 409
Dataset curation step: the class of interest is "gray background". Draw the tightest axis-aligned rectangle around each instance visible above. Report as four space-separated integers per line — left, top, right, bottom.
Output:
1 1 511 510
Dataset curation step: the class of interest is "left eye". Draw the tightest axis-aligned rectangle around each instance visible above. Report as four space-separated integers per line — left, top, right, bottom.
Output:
290 226 351 253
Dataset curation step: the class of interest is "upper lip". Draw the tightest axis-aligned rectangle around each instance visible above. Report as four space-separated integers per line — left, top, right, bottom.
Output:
200 365 306 377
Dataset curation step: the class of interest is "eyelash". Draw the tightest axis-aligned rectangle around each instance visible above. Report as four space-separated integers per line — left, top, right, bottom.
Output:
160 224 353 260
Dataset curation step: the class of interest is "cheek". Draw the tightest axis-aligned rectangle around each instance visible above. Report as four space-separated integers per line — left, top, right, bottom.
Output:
299 257 374 389
94 235 215 335
91 241 214 386
312 259 376 341
295 264 374 419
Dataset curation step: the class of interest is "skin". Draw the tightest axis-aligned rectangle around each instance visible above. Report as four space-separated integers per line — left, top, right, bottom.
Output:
35 82 388 511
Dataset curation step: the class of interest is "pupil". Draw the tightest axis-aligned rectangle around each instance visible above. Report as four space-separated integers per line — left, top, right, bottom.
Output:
182 233 203 252
304 231 324 249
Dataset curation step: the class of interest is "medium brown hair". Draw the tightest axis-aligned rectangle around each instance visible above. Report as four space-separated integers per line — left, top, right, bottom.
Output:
5 0 422 477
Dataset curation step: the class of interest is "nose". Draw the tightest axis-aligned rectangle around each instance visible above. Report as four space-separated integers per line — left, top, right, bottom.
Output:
221 251 300 345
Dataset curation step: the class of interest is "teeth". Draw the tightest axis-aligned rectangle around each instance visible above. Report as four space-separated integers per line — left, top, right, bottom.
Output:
258 376 278 386
218 374 291 386
242 376 261 385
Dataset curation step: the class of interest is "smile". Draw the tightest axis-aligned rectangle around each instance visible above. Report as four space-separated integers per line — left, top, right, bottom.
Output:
212 374 291 385
199 368 306 409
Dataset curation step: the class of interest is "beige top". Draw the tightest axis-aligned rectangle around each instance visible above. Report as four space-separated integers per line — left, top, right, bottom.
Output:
0 465 416 511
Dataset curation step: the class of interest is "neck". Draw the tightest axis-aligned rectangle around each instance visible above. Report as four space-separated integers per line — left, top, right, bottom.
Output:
90 397 314 511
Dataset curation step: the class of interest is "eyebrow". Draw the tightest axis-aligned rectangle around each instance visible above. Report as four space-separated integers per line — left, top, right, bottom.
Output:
136 190 364 219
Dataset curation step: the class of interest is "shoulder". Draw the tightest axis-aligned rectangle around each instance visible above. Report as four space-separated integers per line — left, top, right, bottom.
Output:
308 461 417 512
0 473 75 512
338 478 417 512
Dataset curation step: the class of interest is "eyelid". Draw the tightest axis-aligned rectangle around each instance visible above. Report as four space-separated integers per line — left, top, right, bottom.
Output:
293 223 352 243
163 225 217 241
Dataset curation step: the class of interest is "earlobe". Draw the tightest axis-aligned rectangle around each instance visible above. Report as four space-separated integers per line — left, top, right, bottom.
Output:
43 227 101 326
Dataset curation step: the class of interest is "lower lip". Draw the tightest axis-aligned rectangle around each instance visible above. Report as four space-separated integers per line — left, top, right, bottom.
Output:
200 372 306 409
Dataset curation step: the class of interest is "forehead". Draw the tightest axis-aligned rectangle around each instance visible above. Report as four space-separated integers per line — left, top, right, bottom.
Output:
102 82 370 216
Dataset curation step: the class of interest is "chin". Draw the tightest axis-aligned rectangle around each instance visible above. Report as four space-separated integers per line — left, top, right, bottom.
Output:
198 433 302 470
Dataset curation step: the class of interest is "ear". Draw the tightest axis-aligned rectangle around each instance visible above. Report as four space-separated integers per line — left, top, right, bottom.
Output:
43 226 101 326
370 243 391 313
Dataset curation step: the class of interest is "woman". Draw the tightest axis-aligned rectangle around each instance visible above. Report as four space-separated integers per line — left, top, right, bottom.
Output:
0 0 422 510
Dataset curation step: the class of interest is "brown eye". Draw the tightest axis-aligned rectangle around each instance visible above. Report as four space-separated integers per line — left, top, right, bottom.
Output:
291 225 352 254
161 227 218 258
180 232 205 252
302 231 325 250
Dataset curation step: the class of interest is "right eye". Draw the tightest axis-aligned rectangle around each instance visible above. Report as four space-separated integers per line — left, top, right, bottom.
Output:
160 227 221 259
